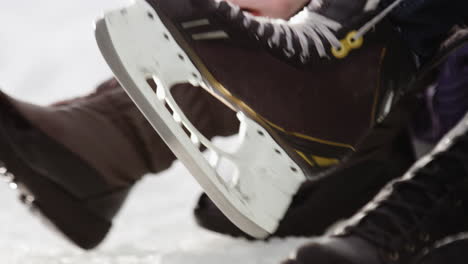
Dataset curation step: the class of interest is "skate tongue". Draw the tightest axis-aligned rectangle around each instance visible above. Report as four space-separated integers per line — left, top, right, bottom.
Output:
192 0 219 10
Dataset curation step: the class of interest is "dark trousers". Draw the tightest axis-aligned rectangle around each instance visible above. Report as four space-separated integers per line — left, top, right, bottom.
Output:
385 0 468 59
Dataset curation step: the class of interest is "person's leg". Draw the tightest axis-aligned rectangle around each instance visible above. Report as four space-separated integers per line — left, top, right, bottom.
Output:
413 44 468 143
10 79 238 183
385 0 468 60
416 234 468 264
0 78 238 249
283 109 468 264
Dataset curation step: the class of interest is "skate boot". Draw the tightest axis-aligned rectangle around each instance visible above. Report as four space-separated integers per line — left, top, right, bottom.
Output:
282 112 468 264
415 233 468 264
95 0 419 238
194 106 416 238
0 79 238 249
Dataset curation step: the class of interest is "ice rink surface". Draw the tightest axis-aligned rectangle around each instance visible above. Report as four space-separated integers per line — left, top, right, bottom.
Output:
0 1 310 263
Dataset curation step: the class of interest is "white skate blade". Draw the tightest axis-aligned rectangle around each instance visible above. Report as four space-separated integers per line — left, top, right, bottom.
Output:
95 0 307 238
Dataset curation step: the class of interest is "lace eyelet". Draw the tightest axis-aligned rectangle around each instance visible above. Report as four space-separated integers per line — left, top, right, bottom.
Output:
387 251 400 262
345 31 364 49
331 42 349 59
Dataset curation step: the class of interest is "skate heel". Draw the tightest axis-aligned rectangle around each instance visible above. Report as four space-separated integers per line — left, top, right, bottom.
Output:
95 0 307 238
0 154 111 250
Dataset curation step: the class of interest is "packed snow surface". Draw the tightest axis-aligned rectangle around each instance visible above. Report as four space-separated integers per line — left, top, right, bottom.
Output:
0 1 310 263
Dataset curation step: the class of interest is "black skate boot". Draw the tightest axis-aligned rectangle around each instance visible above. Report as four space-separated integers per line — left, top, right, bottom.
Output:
415 233 468 264
282 113 468 264
96 0 419 238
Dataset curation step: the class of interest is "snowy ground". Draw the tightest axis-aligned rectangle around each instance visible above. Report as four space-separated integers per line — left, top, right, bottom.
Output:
0 1 310 263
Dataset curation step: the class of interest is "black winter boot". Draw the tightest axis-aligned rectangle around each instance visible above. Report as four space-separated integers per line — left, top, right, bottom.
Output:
415 233 468 264
283 112 468 264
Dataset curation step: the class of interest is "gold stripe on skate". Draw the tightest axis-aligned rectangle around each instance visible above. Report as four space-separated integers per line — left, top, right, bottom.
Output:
295 150 316 167
262 119 356 151
294 150 341 168
311 155 340 167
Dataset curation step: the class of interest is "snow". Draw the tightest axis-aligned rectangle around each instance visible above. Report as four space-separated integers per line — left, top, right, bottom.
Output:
0 1 310 263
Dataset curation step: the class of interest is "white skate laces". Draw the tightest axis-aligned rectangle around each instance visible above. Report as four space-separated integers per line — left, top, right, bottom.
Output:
217 0 405 61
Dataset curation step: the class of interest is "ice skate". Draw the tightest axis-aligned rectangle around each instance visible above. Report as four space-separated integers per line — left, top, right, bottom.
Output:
283 112 468 264
95 0 418 238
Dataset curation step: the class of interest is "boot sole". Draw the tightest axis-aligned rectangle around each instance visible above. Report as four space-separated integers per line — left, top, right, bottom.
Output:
0 103 111 250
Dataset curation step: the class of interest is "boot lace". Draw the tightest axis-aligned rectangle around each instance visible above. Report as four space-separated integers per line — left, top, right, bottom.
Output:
216 0 404 61
346 136 468 253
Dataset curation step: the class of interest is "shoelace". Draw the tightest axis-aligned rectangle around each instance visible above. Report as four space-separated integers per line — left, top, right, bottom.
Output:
216 0 405 61
347 140 468 253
